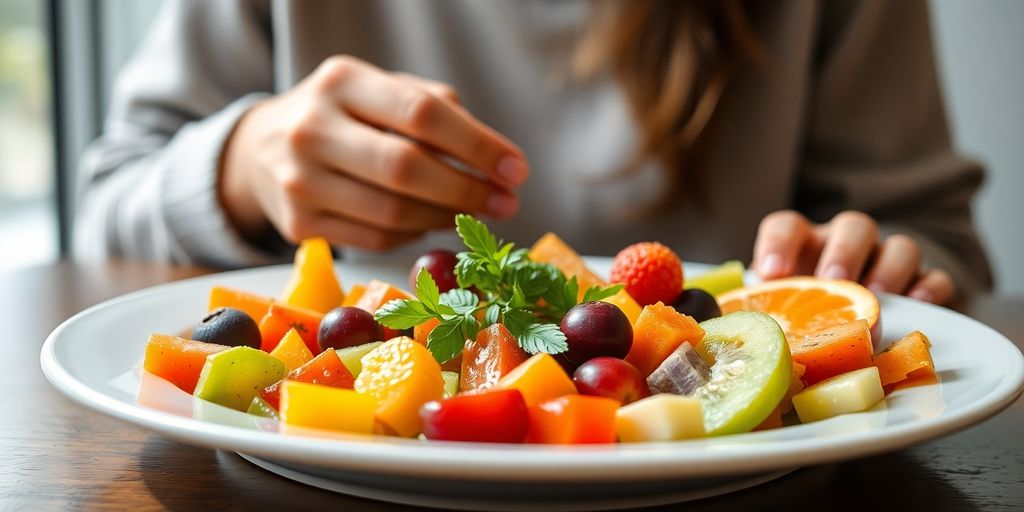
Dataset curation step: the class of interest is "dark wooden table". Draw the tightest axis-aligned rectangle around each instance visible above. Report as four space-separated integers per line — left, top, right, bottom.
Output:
2 261 1022 511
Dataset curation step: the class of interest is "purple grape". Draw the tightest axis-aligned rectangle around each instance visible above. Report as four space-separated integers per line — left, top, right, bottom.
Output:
556 302 633 372
410 249 460 292
318 307 382 351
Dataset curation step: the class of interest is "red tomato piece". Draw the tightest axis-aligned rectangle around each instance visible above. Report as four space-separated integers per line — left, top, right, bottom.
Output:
419 389 529 443
260 348 354 410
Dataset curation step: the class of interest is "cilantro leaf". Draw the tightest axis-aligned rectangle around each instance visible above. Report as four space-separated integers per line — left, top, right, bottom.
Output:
455 214 498 255
414 268 440 312
375 299 435 329
581 283 624 303
503 308 568 354
426 318 468 363
439 289 479 315
483 303 501 326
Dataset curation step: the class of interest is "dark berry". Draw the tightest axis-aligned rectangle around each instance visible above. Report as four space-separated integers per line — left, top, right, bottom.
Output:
673 288 722 323
192 307 261 349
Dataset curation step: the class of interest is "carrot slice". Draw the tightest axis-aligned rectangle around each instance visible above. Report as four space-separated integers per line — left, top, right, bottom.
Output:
789 319 873 386
625 302 704 377
143 334 229 393
873 331 935 389
208 286 273 325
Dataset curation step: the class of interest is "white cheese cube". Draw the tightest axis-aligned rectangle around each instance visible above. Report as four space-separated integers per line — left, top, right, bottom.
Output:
615 394 705 442
792 366 884 423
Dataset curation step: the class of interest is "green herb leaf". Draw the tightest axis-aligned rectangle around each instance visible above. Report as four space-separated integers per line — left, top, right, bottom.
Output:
503 308 568 354
581 284 624 303
439 289 479 315
426 318 468 363
414 268 441 313
455 214 498 256
483 303 501 326
374 299 435 329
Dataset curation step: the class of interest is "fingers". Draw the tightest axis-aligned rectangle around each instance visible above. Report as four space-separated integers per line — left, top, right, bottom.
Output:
307 116 518 218
294 162 457 234
907 269 955 305
862 234 922 294
307 212 423 251
815 211 878 281
394 73 462 105
753 210 813 279
316 57 528 188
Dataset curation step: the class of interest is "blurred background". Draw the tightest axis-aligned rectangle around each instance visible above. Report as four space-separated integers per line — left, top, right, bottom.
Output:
0 0 1021 294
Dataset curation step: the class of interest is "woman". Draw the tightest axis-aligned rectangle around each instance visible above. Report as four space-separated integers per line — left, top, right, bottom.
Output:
74 0 991 304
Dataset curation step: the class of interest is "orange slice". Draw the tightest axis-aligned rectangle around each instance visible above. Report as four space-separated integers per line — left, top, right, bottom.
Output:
717 277 879 339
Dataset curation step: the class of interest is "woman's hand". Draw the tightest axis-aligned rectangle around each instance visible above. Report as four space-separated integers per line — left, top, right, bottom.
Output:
219 56 528 250
752 210 954 305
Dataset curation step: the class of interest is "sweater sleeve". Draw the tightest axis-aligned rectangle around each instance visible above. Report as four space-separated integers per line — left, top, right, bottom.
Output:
73 0 288 268
796 0 993 295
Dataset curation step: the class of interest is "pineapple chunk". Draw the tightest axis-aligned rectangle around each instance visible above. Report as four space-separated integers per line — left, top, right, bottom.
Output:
336 341 382 377
442 371 460 398
792 366 884 423
615 394 705 442
280 381 377 433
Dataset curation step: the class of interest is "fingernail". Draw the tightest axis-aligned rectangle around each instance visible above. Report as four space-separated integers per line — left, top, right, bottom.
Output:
909 288 934 303
486 192 518 218
821 264 849 280
496 156 527 186
758 253 785 277
867 282 887 295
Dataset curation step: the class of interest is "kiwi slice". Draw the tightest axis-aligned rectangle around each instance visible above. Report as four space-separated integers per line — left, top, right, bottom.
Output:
696 311 791 436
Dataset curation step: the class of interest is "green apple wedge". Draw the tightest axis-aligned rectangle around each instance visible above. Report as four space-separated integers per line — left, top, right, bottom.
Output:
336 341 383 377
696 311 791 436
685 260 745 296
193 346 286 411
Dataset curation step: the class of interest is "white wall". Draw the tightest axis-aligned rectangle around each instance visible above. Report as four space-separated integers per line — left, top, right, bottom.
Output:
930 0 1024 295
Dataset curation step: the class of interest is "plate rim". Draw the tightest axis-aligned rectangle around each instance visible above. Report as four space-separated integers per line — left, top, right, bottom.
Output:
40 261 1024 481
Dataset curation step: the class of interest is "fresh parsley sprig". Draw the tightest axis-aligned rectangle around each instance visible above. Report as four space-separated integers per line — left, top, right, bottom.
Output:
375 214 622 363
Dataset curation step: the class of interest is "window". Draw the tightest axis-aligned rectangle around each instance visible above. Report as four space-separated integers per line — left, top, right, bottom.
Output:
0 0 57 272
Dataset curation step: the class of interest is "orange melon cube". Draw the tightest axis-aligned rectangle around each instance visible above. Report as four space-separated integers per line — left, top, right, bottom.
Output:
413 317 441 346
496 353 577 407
528 232 606 292
143 334 229 393
207 286 273 325
526 395 619 444
625 302 705 376
354 337 444 437
341 284 367 308
601 289 642 326
790 319 873 386
280 381 376 434
873 331 935 389
258 303 323 355
461 323 530 393
353 280 413 314
280 237 344 313
269 328 314 372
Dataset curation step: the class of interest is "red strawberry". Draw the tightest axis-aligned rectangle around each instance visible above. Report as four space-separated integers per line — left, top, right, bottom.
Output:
610 242 683 306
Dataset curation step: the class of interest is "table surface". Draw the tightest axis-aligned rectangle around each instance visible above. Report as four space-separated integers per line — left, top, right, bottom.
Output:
2 260 1022 511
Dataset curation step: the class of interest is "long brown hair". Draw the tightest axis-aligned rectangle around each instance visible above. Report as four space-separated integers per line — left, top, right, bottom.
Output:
574 0 761 209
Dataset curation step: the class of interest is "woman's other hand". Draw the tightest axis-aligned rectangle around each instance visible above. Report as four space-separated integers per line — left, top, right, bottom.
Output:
752 210 954 305
219 56 528 250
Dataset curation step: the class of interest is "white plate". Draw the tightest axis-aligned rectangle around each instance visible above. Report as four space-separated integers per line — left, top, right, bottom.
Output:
41 258 1024 510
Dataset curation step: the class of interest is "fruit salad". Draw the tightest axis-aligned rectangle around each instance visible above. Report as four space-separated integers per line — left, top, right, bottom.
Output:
140 215 937 444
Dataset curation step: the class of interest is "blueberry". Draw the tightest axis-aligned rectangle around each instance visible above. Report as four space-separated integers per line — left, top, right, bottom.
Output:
192 307 261 348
